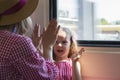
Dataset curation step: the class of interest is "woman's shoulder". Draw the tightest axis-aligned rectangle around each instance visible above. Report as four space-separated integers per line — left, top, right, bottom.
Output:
0 30 29 39
0 30 32 46
9 31 32 43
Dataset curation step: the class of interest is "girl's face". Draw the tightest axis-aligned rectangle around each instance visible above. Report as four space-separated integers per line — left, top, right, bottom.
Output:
53 30 71 61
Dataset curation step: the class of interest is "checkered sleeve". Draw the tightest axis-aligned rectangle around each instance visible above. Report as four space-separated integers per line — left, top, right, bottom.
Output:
9 36 59 80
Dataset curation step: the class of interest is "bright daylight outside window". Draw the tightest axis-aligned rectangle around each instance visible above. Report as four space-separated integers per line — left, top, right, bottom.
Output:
57 0 120 41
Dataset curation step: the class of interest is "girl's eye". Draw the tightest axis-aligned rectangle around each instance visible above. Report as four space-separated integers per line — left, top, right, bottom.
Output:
55 41 68 45
56 41 59 44
62 41 68 44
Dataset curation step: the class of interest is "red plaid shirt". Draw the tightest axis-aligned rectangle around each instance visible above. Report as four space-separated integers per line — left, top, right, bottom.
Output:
0 30 59 80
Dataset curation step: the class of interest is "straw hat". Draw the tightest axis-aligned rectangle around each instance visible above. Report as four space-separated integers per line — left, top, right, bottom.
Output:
0 0 39 26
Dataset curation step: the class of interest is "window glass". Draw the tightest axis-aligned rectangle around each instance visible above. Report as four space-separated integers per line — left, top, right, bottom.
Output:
57 0 120 41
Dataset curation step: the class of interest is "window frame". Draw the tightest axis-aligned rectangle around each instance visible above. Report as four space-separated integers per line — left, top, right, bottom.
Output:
49 0 120 47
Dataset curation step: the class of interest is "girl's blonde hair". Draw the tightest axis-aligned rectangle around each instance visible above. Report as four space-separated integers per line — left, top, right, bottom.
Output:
61 27 78 58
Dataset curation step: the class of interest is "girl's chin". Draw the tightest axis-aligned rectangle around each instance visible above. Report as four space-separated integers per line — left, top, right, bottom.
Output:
55 53 64 57
56 52 64 54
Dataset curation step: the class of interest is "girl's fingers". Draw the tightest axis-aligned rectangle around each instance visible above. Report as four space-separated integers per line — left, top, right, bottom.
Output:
72 48 85 61
78 48 85 55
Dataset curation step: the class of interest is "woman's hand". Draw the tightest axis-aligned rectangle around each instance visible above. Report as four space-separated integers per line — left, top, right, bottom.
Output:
42 19 60 49
42 19 60 59
32 24 44 55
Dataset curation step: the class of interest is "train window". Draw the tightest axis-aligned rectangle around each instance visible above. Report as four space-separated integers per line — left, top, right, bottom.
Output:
49 0 120 47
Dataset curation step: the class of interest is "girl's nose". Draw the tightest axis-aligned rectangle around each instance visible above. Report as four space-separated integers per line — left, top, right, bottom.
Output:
58 43 62 47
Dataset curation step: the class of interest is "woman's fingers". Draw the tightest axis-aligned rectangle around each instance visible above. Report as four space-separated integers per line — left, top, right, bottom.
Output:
55 25 60 35
32 24 39 47
33 24 43 48
42 19 60 48
34 24 39 36
47 19 57 33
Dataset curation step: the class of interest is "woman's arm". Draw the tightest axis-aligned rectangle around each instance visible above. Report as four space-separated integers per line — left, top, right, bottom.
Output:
11 36 59 80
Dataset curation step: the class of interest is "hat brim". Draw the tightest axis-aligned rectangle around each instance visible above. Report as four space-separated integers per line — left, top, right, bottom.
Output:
0 0 39 26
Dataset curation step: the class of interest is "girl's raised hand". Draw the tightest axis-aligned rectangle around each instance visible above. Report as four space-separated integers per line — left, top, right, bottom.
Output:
71 48 85 61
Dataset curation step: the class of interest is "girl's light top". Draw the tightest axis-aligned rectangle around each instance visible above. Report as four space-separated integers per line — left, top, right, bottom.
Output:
55 58 72 80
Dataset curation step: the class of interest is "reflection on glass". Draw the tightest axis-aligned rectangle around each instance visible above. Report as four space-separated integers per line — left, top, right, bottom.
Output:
57 0 120 41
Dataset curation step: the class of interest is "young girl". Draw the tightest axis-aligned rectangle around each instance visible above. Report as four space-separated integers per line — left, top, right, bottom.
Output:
53 27 84 80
